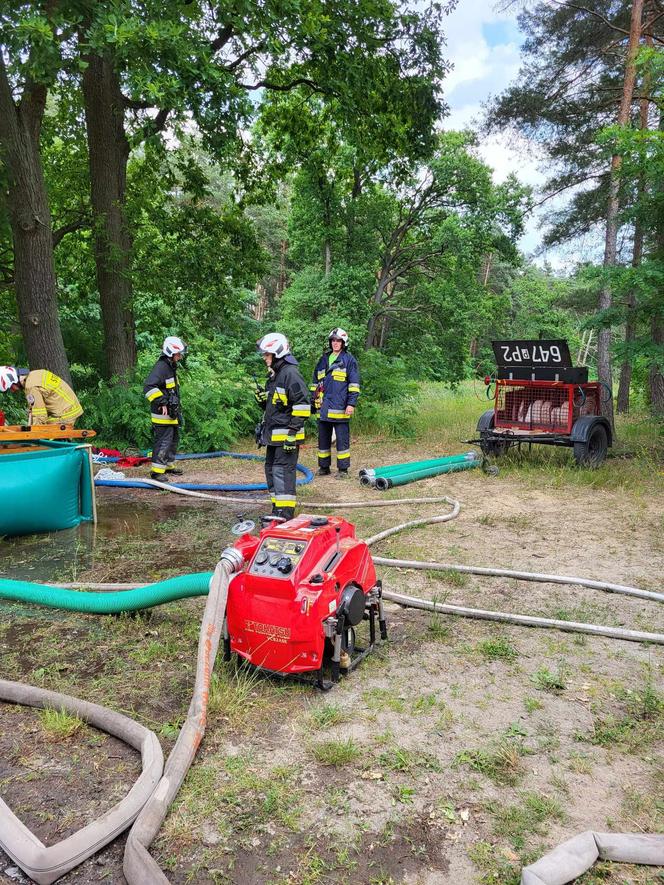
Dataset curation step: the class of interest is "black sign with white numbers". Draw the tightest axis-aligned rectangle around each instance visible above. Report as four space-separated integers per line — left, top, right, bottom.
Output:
491 340 572 369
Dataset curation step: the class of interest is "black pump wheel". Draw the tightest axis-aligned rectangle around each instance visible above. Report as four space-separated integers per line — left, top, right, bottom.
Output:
573 423 608 468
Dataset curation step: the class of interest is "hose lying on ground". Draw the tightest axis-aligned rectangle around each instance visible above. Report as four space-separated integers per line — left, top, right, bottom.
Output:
520 831 664 885
123 548 243 885
94 460 314 492
0 680 163 885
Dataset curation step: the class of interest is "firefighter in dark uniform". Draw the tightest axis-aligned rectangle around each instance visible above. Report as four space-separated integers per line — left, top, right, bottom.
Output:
311 328 360 477
143 336 187 481
255 333 311 522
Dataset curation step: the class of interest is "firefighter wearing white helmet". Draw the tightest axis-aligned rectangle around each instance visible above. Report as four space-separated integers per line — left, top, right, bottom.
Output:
0 365 83 425
310 327 360 477
255 333 311 521
143 337 188 480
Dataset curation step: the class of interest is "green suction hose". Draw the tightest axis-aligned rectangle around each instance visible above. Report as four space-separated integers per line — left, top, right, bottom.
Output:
375 458 480 489
0 574 215 614
361 452 476 479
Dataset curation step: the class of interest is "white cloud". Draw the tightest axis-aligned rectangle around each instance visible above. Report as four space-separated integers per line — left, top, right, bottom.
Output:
439 2 561 262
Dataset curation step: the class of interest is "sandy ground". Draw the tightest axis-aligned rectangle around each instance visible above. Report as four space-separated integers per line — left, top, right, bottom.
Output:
1 436 663 884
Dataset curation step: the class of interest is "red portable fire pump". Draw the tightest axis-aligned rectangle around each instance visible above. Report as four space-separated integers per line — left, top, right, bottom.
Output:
473 339 613 467
224 514 387 686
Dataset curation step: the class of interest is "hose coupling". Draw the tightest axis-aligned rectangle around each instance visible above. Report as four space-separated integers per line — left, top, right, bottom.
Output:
219 546 245 574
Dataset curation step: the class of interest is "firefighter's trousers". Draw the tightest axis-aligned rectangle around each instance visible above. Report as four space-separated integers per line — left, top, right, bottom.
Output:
265 444 298 519
151 423 179 474
317 420 350 472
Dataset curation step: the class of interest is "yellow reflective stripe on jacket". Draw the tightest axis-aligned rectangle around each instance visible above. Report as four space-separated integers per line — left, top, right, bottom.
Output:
348 384 360 393
271 387 288 405
317 370 325 380
271 428 305 442
60 405 82 419
292 404 311 417
145 387 162 402
151 415 179 425
165 377 176 389
43 371 61 391
31 407 48 416
326 411 350 420
331 370 347 381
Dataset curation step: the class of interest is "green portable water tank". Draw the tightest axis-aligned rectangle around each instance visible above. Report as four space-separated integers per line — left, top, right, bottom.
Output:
0 442 95 537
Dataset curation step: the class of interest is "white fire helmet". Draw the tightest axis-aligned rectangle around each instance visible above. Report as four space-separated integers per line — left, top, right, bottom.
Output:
0 366 19 393
257 333 290 358
328 327 349 347
163 336 187 359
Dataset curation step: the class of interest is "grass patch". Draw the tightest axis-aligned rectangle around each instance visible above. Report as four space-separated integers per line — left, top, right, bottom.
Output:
310 738 360 766
166 754 302 846
427 568 469 587
307 702 348 730
377 745 442 773
426 615 452 642
530 663 568 693
40 707 83 741
363 687 406 713
208 663 265 728
523 696 544 714
486 792 567 851
411 692 438 714
453 737 527 786
477 637 518 661
468 841 522 885
578 665 664 753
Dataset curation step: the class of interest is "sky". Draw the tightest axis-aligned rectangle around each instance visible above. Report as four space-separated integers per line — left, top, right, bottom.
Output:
438 1 557 263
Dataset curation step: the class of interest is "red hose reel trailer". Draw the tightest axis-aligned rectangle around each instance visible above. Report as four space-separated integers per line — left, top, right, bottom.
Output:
224 515 387 687
474 339 613 467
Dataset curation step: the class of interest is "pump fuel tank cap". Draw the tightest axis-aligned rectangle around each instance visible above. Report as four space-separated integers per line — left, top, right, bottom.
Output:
309 517 329 526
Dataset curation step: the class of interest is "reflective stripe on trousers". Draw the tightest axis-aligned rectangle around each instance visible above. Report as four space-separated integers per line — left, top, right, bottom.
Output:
318 419 351 471
265 444 298 519
152 424 179 472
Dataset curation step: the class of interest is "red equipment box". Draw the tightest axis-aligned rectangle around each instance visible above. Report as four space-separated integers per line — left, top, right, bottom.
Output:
225 514 385 682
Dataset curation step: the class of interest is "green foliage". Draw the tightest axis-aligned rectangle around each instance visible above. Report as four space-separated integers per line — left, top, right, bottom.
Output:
80 340 257 451
353 350 420 436
276 264 374 368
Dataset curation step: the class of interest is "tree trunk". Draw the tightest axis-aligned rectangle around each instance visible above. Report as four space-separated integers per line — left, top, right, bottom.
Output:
323 239 332 277
617 24 652 414
598 0 644 430
81 52 137 379
649 315 664 415
647 89 664 413
0 56 71 382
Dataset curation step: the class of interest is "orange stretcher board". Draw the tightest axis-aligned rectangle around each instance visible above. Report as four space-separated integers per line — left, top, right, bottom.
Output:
0 424 96 443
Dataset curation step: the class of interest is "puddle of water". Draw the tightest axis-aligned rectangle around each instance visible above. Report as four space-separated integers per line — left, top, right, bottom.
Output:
0 491 260 583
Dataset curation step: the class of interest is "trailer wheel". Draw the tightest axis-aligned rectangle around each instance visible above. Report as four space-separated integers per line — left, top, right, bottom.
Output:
573 423 608 467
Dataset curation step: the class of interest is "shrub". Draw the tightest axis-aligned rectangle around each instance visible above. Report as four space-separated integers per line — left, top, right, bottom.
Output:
80 340 257 451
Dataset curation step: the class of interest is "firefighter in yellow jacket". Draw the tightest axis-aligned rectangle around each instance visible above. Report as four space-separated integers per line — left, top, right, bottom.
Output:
0 366 83 425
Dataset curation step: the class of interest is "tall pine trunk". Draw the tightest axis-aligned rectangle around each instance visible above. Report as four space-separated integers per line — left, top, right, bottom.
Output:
649 110 664 415
0 56 71 383
617 24 652 414
598 0 644 430
82 52 137 379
